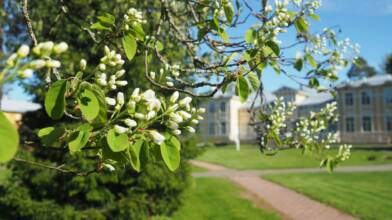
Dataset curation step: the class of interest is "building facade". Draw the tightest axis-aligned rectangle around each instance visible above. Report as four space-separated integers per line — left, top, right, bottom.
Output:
337 75 392 144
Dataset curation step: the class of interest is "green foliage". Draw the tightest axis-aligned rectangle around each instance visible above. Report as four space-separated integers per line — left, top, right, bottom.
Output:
236 75 250 103
44 80 68 120
160 134 181 171
78 86 100 122
106 129 130 152
37 126 65 147
0 112 18 163
68 124 93 154
122 33 137 61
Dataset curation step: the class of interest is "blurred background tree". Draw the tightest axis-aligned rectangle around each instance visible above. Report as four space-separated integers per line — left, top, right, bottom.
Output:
382 54 392 75
0 0 202 219
347 56 377 80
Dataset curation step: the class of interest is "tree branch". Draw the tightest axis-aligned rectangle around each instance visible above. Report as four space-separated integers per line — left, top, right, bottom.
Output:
21 0 37 46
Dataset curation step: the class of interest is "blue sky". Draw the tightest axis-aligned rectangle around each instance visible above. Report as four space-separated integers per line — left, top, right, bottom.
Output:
5 0 392 100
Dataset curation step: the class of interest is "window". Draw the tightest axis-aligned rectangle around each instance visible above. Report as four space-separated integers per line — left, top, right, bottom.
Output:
345 117 354 132
385 88 392 104
361 91 371 105
362 116 372 132
220 122 226 134
220 102 226 112
208 123 215 135
209 103 216 113
387 116 392 131
345 92 354 106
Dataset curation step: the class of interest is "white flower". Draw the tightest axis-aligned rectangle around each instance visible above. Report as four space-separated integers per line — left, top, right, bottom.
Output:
170 91 179 103
150 71 156 79
168 104 179 112
114 125 128 134
80 59 87 70
20 69 33 78
185 126 195 133
117 92 125 105
97 78 108 86
41 41 54 52
105 97 116 106
17 45 30 57
179 97 192 106
143 89 156 101
173 130 181 135
124 119 137 127
132 88 140 99
170 112 183 123
146 111 156 120
149 130 165 145
53 42 68 54
191 119 199 124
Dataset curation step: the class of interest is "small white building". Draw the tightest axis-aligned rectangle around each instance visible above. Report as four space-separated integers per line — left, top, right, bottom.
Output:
0 97 41 126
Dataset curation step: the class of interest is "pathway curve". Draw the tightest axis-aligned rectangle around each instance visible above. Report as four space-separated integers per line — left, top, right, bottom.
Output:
189 160 383 220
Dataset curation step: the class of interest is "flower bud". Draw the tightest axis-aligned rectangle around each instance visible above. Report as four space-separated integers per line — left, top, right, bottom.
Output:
117 92 125 105
173 130 181 135
41 41 54 53
127 100 136 110
115 70 126 78
146 111 156 120
103 163 116 172
135 113 145 120
19 69 33 78
17 45 30 58
185 126 195 133
104 45 110 54
6 54 17 66
191 119 199 124
166 82 174 87
46 60 61 68
168 104 179 112
116 81 128 86
178 110 191 120
150 71 156 79
149 130 165 145
179 97 192 106
170 112 183 123
53 42 68 54
124 119 137 127
105 97 116 106
170 91 179 103
114 125 128 134
30 59 46 69
132 88 140 98
197 108 206 114
98 63 106 71
80 59 87 70
167 121 179 130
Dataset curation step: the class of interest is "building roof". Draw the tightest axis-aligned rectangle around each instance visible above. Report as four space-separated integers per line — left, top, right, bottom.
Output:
0 97 41 113
337 74 392 89
295 92 333 106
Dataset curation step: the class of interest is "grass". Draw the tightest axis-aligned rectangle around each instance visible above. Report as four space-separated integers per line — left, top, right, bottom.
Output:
264 171 392 220
164 178 281 220
197 144 392 170
190 165 207 172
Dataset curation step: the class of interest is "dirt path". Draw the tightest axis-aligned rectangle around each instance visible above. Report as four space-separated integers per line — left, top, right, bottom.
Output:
190 160 365 220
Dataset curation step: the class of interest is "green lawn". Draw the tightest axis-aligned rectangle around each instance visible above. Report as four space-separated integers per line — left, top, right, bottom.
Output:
157 178 281 220
264 171 392 220
197 145 392 170
190 165 207 172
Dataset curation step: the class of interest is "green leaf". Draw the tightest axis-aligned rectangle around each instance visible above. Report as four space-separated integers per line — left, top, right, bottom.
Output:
218 29 229 43
294 58 303 71
266 41 280 56
122 33 137 61
222 52 237 66
156 41 164 52
306 54 318 68
236 75 250 103
97 13 115 26
130 23 145 40
45 79 68 120
247 72 260 90
90 22 112 31
309 77 320 88
160 135 181 171
90 84 107 126
106 129 129 152
309 13 320 21
78 87 99 122
38 126 65 147
0 112 18 163
294 17 309 33
68 124 93 154
244 29 254 44
223 0 234 23
130 139 149 172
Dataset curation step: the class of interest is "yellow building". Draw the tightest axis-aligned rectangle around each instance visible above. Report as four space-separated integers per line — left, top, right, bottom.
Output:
337 74 392 144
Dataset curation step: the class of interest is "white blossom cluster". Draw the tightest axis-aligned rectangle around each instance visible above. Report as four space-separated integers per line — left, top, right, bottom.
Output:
123 8 146 30
2 42 68 82
95 46 127 90
265 97 296 135
337 144 352 161
149 63 181 87
108 87 204 145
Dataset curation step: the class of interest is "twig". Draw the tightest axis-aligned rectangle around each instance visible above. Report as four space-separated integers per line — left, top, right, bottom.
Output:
21 0 37 46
